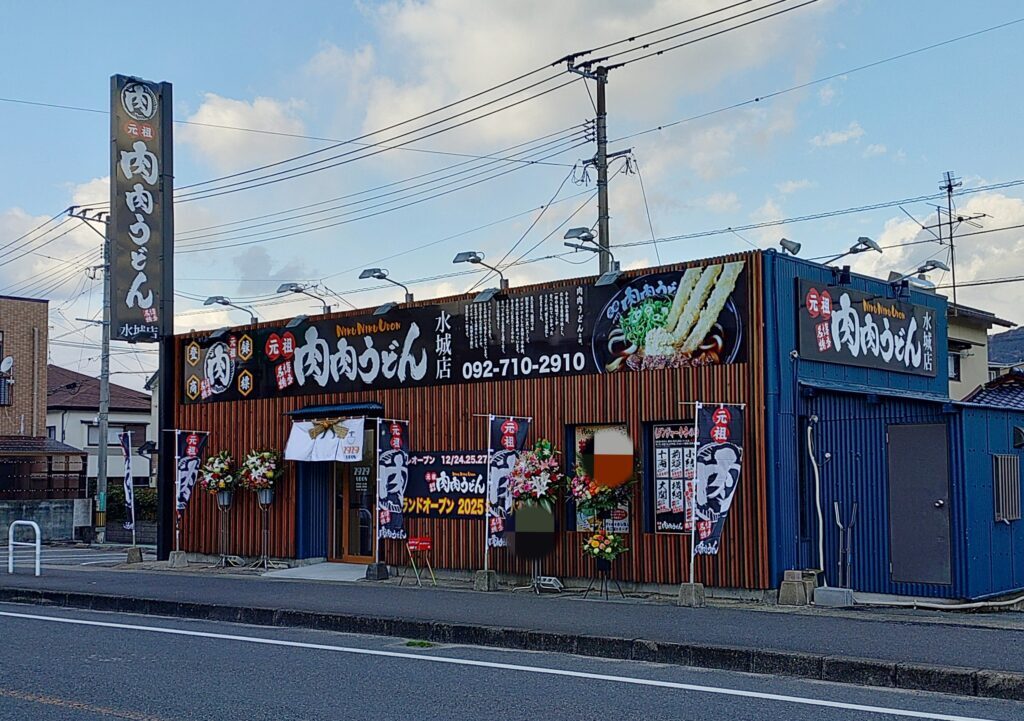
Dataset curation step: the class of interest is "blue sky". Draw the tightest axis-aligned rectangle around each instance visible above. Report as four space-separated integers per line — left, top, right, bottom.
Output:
2 0 1023 386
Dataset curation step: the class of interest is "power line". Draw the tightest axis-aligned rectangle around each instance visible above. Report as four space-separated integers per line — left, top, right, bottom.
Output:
605 0 819 70
174 78 581 203
177 139 590 254
175 125 583 237
176 132 586 246
611 16 1024 145
614 179 1024 252
465 165 578 293
586 0 802 68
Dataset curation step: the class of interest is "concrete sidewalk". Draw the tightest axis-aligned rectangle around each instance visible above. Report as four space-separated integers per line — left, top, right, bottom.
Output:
2 565 1024 700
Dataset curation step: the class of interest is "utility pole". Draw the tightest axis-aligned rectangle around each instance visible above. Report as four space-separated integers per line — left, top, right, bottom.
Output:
594 66 610 274
567 60 612 274
70 207 111 542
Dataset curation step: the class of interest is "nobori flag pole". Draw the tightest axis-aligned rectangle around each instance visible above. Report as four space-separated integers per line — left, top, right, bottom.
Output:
173 430 180 553
482 414 494 572
689 403 701 586
374 418 381 565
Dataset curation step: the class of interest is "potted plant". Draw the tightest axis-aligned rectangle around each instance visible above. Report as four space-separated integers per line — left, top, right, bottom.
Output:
569 473 633 519
507 439 564 559
239 449 283 507
198 451 236 509
582 528 629 573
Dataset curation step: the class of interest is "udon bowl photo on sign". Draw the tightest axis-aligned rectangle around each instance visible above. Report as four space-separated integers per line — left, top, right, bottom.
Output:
593 260 747 372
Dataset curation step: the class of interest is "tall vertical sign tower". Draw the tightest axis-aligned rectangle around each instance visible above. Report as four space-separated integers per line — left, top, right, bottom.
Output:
110 75 174 558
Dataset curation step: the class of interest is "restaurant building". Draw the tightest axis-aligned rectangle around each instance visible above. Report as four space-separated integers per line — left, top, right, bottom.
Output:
173 249 1024 600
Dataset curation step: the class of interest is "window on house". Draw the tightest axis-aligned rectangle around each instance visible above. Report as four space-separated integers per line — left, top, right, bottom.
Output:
87 423 147 447
948 352 962 382
46 426 56 440
994 454 1022 523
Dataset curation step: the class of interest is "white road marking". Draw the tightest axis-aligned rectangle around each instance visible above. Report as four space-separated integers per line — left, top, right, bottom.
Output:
0 609 1005 721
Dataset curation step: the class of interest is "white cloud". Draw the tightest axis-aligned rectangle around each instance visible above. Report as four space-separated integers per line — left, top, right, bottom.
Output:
701 192 741 214
749 198 785 246
776 179 815 194
179 94 309 173
818 84 836 105
863 143 887 157
810 121 864 148
344 0 830 148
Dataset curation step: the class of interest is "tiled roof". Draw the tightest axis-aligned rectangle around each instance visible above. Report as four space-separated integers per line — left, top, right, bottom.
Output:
47 365 151 412
965 373 1024 410
0 436 85 456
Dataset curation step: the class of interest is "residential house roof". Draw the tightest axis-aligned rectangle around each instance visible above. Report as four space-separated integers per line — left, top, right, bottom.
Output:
965 371 1024 411
0 436 85 456
47 365 151 412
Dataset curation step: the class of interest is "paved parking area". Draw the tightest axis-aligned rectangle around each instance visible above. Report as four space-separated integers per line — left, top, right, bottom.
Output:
6 545 156 570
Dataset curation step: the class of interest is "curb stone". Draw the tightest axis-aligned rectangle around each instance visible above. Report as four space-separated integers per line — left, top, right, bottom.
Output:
2 587 1022 701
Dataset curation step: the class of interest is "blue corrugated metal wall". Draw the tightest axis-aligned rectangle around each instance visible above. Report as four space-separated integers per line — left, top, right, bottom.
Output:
801 392 965 597
957 407 1024 598
763 251 955 593
296 462 331 559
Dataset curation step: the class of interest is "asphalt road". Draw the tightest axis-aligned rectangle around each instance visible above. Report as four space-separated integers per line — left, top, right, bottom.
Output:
0 602 1020 721
5 565 1024 674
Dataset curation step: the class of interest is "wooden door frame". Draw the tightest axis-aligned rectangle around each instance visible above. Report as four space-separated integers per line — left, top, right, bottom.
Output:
337 462 375 564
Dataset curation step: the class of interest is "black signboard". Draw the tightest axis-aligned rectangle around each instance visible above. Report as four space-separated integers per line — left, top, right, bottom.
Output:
692 404 745 556
183 259 750 403
486 417 530 547
110 75 171 342
652 422 696 534
797 280 937 377
404 451 487 519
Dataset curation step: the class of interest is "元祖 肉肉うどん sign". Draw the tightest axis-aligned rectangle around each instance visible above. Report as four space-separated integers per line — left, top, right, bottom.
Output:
109 75 171 342
796 280 937 377
181 259 750 403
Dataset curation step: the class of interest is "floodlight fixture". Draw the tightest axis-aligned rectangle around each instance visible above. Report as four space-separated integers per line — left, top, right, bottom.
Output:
360 267 413 303
453 251 483 264
276 282 330 313
780 237 801 256
919 259 950 274
373 302 399 316
453 251 508 292
285 314 309 329
209 326 229 339
564 227 595 243
822 236 883 265
595 267 623 287
202 295 258 324
472 287 501 304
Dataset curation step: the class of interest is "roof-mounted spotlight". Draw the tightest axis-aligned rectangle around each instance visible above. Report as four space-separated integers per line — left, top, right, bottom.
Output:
373 302 399 316
454 251 509 300
209 326 229 339
276 282 330 313
285 314 309 329
203 295 258 324
780 237 801 256
822 236 882 265
564 228 622 287
472 287 501 304
564 227 596 243
360 267 414 305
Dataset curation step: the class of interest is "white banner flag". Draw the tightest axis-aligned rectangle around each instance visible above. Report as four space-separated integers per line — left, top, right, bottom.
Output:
285 418 365 462
117 432 135 531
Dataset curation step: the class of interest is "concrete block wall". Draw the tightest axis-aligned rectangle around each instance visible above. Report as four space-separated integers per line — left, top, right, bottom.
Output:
0 296 49 437
0 500 76 543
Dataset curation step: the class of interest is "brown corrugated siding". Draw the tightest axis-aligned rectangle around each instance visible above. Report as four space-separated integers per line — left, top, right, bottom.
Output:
176 251 769 588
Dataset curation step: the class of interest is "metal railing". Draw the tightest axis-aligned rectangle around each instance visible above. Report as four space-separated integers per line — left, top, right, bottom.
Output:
7 520 41 576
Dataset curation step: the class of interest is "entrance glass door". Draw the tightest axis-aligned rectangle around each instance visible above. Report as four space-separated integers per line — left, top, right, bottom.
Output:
344 463 375 562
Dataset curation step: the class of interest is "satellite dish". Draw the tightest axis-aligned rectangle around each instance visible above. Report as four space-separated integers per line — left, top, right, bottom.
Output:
0 357 12 374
